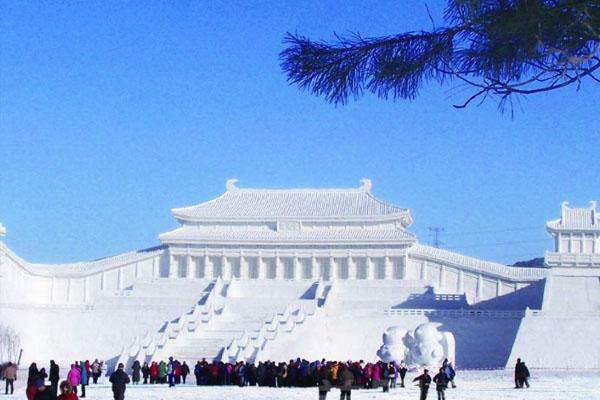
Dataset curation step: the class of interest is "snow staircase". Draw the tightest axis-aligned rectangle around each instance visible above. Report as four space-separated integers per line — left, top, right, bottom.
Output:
221 279 327 363
115 277 227 369
117 278 329 367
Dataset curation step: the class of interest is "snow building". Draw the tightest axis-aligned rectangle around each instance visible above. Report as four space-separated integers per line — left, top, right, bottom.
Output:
0 180 599 369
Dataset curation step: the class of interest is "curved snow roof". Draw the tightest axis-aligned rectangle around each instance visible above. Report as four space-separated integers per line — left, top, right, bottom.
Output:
159 225 415 245
546 201 599 231
172 180 410 222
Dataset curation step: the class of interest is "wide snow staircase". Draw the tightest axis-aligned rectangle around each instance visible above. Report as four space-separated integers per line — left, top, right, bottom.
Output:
115 277 227 369
117 278 327 367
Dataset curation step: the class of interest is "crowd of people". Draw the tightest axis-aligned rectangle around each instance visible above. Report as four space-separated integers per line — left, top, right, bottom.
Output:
124 356 450 391
0 355 536 400
115 356 458 399
18 359 106 400
0 358 128 400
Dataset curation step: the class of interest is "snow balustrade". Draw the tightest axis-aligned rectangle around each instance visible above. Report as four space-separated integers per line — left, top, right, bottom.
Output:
222 278 325 364
410 244 549 282
382 307 600 319
383 308 527 318
115 277 227 370
0 241 166 305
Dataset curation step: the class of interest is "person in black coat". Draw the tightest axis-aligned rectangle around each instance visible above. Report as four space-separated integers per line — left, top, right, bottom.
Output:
514 358 521 388
514 359 530 388
181 362 190 384
49 361 60 396
432 368 449 400
519 361 530 388
337 365 354 400
26 363 40 400
109 363 130 400
317 365 331 400
141 362 150 384
131 361 141 385
246 363 257 386
413 369 432 400
399 361 408 387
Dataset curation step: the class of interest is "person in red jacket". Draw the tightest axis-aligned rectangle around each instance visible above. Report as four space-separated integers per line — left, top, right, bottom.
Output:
149 362 158 384
174 361 182 384
57 381 79 400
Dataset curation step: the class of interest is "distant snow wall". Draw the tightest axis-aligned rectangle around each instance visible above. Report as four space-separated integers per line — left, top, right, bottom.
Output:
509 315 600 369
260 310 524 369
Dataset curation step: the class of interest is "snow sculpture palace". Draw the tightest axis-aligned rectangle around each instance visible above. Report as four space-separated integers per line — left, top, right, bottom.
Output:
1 180 599 370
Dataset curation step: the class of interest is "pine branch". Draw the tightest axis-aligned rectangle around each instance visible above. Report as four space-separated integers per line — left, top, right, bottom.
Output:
280 0 600 109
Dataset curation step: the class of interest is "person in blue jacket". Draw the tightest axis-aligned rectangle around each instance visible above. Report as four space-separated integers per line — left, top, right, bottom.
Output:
79 361 88 398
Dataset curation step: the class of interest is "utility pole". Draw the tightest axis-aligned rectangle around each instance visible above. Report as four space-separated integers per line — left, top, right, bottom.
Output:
429 226 444 248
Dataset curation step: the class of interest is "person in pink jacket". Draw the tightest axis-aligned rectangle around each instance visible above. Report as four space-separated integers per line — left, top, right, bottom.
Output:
372 362 381 389
363 363 373 389
67 365 81 395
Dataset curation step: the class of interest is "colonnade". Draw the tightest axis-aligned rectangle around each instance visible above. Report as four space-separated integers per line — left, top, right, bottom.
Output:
167 252 408 281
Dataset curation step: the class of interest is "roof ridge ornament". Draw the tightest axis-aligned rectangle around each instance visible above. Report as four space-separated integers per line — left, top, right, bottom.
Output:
226 178 239 192
359 178 372 192
0 222 5 237
561 201 569 219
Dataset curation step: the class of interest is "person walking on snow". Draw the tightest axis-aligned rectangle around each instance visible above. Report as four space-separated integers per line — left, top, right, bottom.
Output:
78 361 88 398
413 369 432 400
49 360 60 395
442 359 456 388
167 357 176 387
390 361 398 389
2 362 17 395
181 361 190 384
317 364 332 400
90 360 101 384
150 362 158 384
399 361 408 388
26 362 40 400
67 364 80 396
432 368 450 400
338 364 354 400
109 363 130 400
131 360 141 384
141 362 150 384
514 358 530 388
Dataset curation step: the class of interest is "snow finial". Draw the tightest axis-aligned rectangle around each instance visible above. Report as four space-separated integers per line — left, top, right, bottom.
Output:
226 178 239 192
560 201 569 219
0 223 5 237
359 178 372 192
589 200 597 210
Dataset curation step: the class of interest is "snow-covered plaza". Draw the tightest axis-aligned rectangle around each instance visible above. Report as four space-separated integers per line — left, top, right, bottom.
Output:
5 370 600 400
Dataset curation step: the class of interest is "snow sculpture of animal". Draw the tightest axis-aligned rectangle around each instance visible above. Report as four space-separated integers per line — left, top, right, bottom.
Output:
403 322 455 367
377 322 455 366
376 326 409 363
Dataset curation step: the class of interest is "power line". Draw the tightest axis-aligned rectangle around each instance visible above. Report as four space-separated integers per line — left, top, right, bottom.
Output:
445 238 550 250
442 226 541 237
428 226 444 248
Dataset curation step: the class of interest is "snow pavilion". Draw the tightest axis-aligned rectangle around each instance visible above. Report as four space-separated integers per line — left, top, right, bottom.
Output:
0 180 599 369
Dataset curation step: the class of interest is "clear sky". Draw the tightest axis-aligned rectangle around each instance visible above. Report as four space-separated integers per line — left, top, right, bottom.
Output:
1 1 599 265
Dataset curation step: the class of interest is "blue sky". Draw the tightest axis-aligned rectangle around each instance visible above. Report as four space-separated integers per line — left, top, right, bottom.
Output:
1 1 599 264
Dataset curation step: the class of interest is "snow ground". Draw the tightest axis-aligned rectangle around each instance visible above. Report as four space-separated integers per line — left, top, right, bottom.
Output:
6 370 599 400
